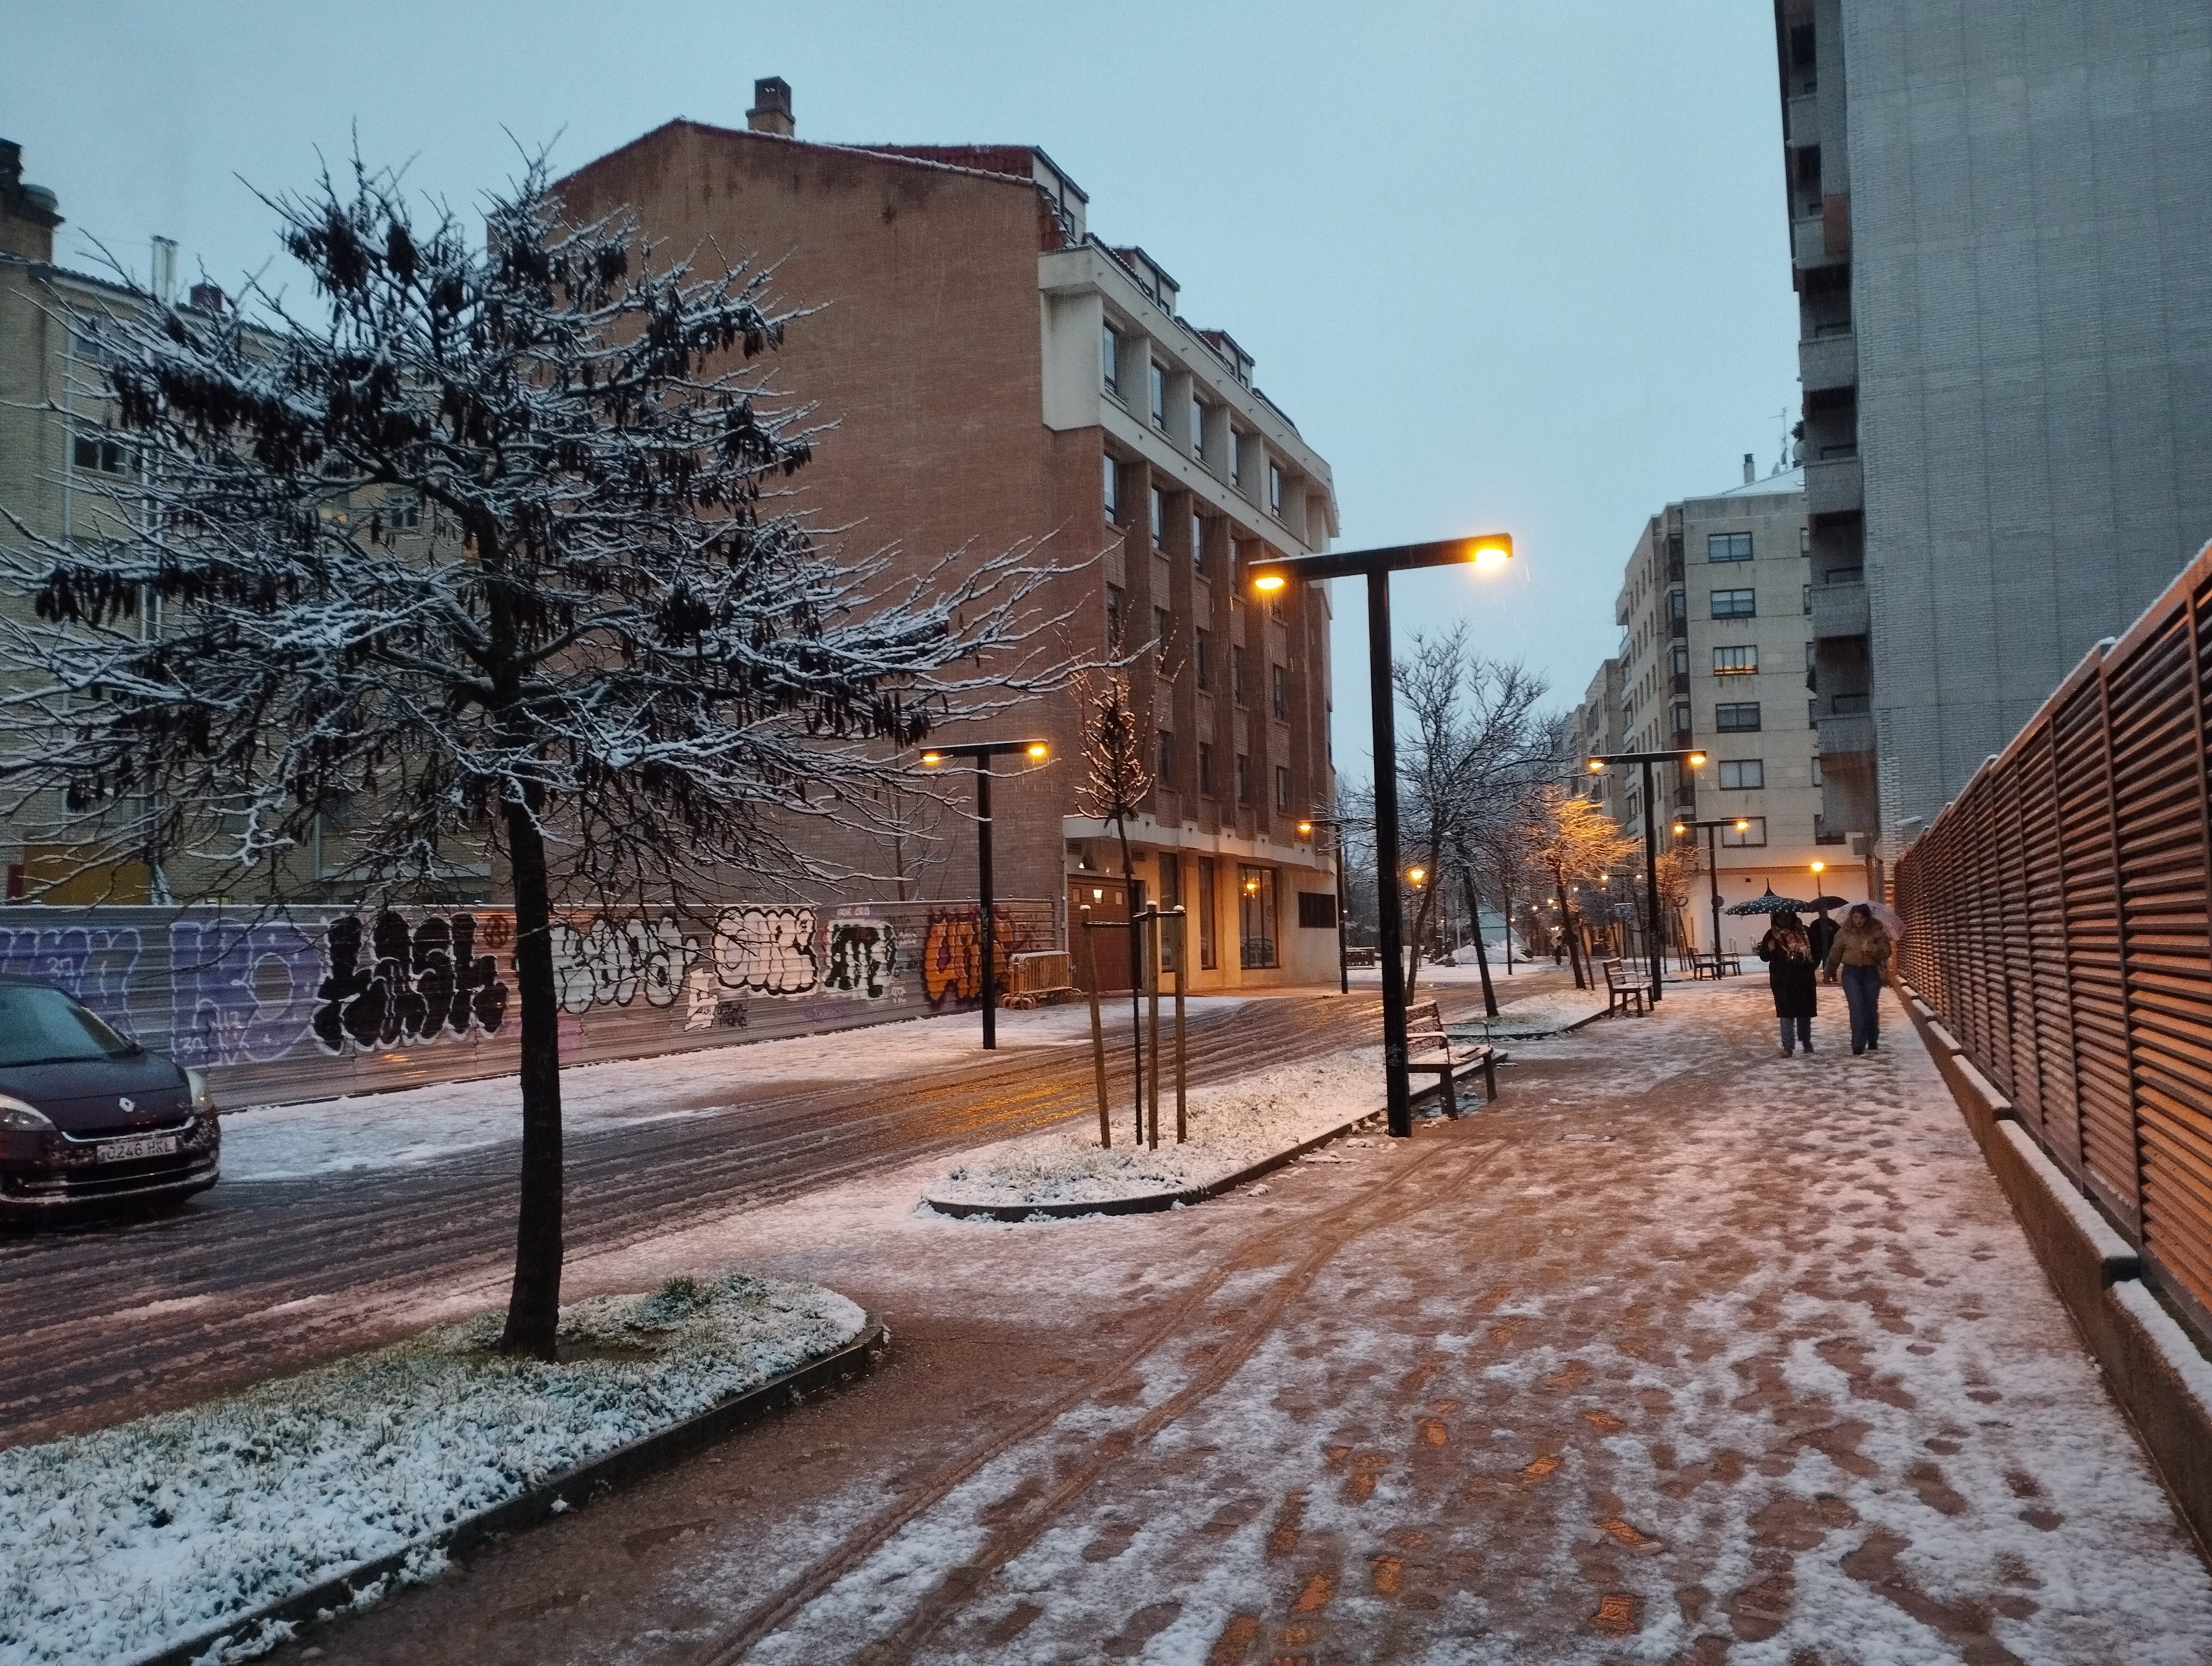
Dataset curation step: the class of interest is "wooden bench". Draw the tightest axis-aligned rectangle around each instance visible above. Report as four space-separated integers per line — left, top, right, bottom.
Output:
1689 951 1742 981
1343 945 1380 967
1602 958 1654 1016
1404 998 1496 1116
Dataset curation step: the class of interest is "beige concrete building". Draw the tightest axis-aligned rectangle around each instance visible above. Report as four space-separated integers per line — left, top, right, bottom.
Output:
1600 462 1871 956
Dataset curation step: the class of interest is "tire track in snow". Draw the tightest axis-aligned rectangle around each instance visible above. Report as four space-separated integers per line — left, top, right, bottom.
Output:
0 995 1391 1447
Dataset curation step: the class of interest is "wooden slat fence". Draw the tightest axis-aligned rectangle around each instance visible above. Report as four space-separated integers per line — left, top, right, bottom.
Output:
1896 539 2212 1325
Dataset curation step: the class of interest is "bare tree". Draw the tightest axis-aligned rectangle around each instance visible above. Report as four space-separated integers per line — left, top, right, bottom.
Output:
1074 666 1153 1137
1522 786 1640 991
1390 628 1551 1013
0 153 1059 1359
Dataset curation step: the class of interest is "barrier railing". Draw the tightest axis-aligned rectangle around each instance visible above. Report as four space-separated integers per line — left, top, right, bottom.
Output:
1896 539 2212 1329
0 896 1051 1110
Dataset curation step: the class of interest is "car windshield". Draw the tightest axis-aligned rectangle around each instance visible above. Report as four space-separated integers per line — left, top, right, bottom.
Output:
0 984 138 1066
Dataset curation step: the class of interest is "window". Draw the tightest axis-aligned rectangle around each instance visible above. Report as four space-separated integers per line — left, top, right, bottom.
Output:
1721 816 1769 848
1157 728 1175 784
1271 663 1288 719
1803 584 1812 615
1711 588 1756 619
1103 456 1121 523
1149 486 1165 546
1229 428 1243 485
1670 644 1689 676
1667 589 1687 623
1799 526 1811 556
1197 742 1215 794
1671 701 1692 737
1231 645 1246 705
1715 702 1762 732
388 494 422 531
1191 513 1205 576
1268 462 1284 514
1105 584 1125 645
1101 324 1120 396
1297 892 1339 929
1810 754 1824 787
1198 858 1218 969
1238 864 1277 969
72 432 130 475
1275 765 1291 811
1235 753 1251 804
1195 629 1213 691
1189 395 1205 459
1149 361 1167 430
1154 606 1172 669
1713 645 1758 676
1719 759 1765 790
1708 531 1753 563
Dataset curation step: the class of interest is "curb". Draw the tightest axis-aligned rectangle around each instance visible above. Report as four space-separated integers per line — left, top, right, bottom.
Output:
125 1316 890 1666
1895 976 2212 1560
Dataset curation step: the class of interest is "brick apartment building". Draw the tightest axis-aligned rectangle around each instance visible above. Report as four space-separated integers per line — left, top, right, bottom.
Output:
556 81 1344 989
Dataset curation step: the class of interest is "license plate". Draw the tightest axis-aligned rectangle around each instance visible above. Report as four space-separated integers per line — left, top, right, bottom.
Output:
99 1134 178 1162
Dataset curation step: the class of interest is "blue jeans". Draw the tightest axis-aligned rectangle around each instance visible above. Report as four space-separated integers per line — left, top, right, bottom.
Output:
1841 964 1882 1051
1779 1014 1810 1053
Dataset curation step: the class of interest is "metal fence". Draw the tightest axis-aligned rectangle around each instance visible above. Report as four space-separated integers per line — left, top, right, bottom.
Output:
0 896 1052 1110
1895 538 2212 1329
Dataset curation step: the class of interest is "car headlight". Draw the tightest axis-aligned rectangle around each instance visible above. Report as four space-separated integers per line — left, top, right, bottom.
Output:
0 1094 54 1132
185 1068 217 1117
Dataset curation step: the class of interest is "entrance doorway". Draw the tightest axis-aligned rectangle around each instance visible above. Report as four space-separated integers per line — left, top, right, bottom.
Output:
1070 878 1141 991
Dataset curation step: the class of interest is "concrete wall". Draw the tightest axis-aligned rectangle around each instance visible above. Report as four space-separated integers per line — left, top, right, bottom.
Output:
1844 2 2212 833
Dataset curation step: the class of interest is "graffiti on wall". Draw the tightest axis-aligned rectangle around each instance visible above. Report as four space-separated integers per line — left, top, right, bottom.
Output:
824 919 897 999
170 918 320 1068
0 922 144 1037
313 910 510 1055
550 913 693 1014
919 907 1017 1005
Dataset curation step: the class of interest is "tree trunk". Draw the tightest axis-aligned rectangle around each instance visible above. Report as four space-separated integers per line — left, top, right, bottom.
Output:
1114 816 1143 1149
498 796 565 1360
1459 862 1499 1017
1553 867 1586 990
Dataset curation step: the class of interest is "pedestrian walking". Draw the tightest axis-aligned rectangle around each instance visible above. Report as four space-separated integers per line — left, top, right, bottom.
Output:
1808 907 1839 970
1824 902 1893 1055
1756 910 1819 1056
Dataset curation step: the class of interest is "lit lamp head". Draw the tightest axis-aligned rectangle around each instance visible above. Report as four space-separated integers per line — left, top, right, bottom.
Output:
1252 572 1287 593
1462 533 1514 573
1811 860 1826 875
1025 742 1049 761
1734 818 1750 833
1687 751 1708 768
1296 819 1315 836
919 750 944 767
1586 756 1605 774
1407 866 1426 887
1672 822 1687 836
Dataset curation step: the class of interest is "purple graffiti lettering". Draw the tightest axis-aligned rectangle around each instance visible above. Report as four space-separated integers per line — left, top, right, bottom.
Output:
168 919 319 1069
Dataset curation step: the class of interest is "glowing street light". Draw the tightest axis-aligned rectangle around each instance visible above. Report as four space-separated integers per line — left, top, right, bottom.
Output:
1676 813 1753 965
1586 747 1708 1001
1246 533 1516 1136
919 738 1051 1049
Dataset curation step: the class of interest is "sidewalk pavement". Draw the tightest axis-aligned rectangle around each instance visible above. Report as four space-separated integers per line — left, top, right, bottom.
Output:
305 977 2212 1664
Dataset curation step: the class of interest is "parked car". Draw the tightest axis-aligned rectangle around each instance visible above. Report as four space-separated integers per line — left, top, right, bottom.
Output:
0 976 219 1223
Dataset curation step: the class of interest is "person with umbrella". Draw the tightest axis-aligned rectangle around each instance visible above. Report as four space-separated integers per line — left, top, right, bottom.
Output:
1754 908 1819 1056
1807 894 1845 972
1824 901 1895 1054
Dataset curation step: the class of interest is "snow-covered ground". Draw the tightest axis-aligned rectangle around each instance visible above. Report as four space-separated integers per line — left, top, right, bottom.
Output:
922 1046 1385 1212
220 998 1250 1182
1447 989 1611 1039
398 977 2212 1664
0 1274 865 1666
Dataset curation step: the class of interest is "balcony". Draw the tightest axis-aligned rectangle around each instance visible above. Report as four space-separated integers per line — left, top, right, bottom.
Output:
1810 578 1869 640
1792 215 1842 272
1786 94 1821 149
1669 670 1689 696
1804 456 1862 517
1819 710 1875 759
1799 331 1856 394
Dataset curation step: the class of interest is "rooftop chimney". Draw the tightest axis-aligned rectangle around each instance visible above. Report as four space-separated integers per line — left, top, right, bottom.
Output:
0 138 62 263
748 78 794 137
189 281 226 314
1742 452 1756 485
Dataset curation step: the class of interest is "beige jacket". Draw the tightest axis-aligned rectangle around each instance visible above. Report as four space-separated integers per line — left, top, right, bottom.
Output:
1824 919 1892 975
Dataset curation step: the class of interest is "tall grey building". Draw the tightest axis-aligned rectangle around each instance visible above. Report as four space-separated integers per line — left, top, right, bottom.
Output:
1773 2 2212 854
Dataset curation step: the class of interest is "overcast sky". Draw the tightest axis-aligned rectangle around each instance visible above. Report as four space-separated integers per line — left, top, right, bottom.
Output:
2 0 1799 791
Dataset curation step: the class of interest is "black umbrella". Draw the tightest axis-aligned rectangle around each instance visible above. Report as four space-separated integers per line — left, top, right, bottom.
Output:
1725 883 1809 917
1807 895 1848 912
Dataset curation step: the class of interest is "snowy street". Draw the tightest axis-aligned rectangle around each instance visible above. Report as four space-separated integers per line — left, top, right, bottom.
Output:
287 977 2212 1664
0 991 1378 1448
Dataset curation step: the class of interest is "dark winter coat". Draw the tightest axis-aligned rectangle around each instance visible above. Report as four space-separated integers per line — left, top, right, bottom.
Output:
1757 926 1819 1018
1808 915 1838 969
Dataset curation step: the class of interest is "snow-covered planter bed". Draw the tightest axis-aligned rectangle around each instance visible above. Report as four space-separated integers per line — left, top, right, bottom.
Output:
923 1047 1387 1217
0 1273 867 1666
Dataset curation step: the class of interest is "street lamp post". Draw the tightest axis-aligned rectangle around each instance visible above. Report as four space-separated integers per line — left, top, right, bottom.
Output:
921 738 1050 1049
1671 814 1753 962
1297 815 1363 995
1250 533 1514 1137
1586 747 1707 1002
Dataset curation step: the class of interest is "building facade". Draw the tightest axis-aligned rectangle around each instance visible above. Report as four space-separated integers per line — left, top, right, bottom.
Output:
556 84 1342 989
1772 1 2212 854
1599 463 1868 954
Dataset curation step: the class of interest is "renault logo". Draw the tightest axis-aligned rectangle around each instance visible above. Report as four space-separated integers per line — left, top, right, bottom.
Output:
118 1097 135 1114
